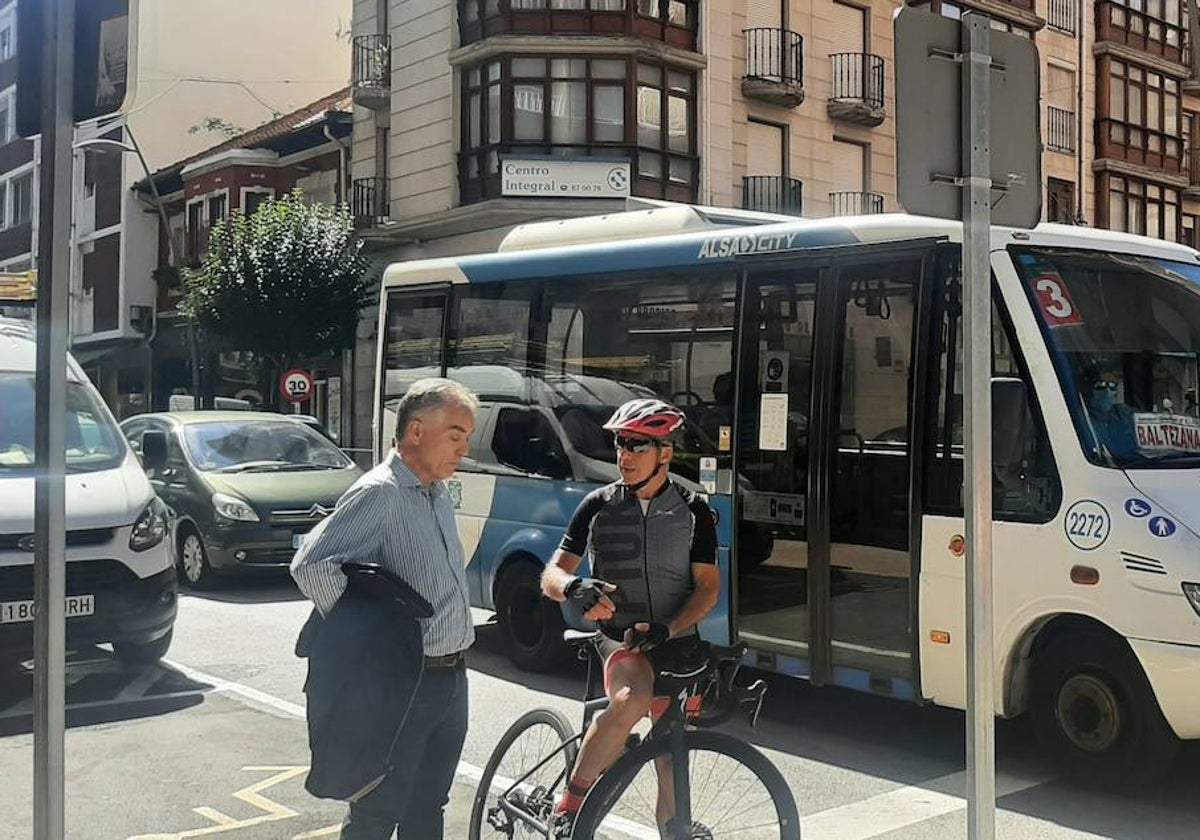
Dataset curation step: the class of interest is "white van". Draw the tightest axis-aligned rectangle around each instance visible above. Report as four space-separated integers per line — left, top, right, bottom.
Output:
0 318 176 666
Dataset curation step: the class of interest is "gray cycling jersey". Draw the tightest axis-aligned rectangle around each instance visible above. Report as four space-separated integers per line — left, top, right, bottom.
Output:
559 481 717 635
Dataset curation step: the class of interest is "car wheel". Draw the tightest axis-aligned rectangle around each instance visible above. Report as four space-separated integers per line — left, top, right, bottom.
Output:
113 630 173 667
1030 631 1180 788
178 527 218 590
495 561 568 673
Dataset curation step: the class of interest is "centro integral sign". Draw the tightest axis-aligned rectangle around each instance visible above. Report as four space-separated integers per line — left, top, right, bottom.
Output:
500 157 631 198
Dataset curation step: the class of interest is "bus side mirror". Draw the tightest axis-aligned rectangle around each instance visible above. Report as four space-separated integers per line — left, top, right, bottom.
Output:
992 377 1031 469
141 430 168 472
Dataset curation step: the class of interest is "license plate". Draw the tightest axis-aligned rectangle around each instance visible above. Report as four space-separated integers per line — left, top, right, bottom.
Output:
292 533 307 550
0 595 95 624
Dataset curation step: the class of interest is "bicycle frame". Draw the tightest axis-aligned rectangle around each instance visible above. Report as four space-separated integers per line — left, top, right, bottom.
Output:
484 637 765 838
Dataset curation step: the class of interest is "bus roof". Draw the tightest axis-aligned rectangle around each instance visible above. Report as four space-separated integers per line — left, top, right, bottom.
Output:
380 208 1200 290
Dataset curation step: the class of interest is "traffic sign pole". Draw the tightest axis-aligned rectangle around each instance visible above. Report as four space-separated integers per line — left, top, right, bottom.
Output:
33 1 76 837
962 13 996 840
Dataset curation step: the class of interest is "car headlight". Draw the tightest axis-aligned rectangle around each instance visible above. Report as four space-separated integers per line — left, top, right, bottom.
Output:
130 497 169 552
212 492 260 523
1184 583 1200 618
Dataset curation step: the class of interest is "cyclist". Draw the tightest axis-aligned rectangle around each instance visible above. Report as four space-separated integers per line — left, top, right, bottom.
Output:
541 398 720 832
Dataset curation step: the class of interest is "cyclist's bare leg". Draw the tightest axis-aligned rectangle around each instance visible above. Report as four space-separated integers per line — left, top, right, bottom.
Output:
653 754 675 829
573 650 655 785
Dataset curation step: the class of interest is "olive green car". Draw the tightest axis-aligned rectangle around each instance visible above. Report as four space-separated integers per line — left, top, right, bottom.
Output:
120 412 362 588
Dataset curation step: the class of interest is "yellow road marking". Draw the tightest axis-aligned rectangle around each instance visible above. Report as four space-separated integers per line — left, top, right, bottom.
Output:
190 809 236 827
126 766 309 839
291 826 341 839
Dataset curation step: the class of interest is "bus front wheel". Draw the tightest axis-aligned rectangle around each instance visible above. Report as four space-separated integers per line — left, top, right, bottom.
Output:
495 561 568 672
1030 631 1179 788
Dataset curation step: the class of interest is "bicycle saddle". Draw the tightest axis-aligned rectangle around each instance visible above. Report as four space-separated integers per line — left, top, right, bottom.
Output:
341 562 434 619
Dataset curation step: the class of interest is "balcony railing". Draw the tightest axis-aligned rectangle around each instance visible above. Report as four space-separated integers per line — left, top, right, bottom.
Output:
830 191 884 216
828 53 886 127
1096 118 1184 174
742 176 803 216
1046 106 1076 153
1096 1 1184 65
352 177 389 227
742 28 804 108
352 34 391 109
1047 0 1077 34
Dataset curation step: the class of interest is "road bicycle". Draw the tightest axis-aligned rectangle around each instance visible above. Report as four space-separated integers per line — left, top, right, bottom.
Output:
469 629 802 839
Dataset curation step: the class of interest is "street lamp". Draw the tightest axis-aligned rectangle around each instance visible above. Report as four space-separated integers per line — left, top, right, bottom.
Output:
72 131 202 409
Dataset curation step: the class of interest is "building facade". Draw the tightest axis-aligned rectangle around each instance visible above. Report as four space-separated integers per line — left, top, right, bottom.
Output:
135 90 356 444
0 0 351 416
346 0 1200 449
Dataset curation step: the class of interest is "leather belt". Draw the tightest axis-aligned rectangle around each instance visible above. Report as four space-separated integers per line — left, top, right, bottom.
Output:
424 651 466 669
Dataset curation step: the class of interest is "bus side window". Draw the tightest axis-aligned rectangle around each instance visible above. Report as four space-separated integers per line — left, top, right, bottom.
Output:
491 407 572 480
926 267 1061 520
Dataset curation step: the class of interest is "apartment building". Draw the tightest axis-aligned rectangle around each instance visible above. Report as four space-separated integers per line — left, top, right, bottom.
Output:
346 0 1200 445
134 89 354 435
0 0 350 415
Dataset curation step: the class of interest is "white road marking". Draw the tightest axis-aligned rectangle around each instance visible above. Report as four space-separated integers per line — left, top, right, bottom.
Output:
159 660 1067 840
162 659 307 719
801 768 1052 840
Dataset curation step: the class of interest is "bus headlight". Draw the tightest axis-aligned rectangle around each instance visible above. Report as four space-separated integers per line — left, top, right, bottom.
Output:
130 498 169 552
1183 583 1200 618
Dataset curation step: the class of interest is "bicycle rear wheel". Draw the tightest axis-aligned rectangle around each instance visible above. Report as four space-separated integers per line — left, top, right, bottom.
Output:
572 730 800 839
470 707 578 839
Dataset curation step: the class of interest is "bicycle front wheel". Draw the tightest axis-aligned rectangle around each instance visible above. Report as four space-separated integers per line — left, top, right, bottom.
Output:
469 707 578 839
572 730 800 839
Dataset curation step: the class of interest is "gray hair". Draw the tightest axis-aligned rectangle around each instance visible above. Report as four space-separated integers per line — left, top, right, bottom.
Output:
393 377 480 444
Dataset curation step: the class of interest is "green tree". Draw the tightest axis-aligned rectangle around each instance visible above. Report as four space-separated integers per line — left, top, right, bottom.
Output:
181 189 373 405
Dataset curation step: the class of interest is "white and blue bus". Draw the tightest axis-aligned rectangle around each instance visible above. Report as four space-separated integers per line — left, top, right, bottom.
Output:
374 203 1200 783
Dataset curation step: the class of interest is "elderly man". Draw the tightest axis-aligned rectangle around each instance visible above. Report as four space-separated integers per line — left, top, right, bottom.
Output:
292 377 478 839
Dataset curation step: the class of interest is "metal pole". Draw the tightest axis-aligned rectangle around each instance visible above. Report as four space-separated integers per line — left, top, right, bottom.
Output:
961 13 996 840
34 0 76 837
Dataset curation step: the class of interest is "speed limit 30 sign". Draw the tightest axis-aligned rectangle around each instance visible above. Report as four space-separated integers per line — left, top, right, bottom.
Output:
281 368 314 404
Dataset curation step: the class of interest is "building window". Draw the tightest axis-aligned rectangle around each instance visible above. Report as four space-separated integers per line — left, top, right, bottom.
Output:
208 193 227 225
1047 178 1076 223
460 55 697 203
0 87 13 145
1097 0 1184 62
0 5 15 63
458 0 697 50
185 201 204 264
11 171 31 226
1102 173 1179 241
1101 57 1182 169
242 189 273 216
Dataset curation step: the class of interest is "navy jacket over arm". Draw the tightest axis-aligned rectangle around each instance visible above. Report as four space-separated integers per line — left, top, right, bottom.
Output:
296 564 434 801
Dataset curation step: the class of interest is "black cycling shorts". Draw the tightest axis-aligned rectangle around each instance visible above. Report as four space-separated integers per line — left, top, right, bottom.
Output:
597 633 710 696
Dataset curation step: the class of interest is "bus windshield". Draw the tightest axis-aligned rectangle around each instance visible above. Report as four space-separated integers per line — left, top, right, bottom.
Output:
1012 246 1200 468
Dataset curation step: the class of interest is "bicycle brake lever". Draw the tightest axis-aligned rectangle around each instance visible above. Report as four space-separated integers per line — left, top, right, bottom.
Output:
734 680 768 729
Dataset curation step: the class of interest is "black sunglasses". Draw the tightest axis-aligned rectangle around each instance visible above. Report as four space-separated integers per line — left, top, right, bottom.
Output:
1093 381 1119 392
614 434 660 454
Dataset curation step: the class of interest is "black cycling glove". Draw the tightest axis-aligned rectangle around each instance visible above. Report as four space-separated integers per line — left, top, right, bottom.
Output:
627 621 671 652
564 576 612 613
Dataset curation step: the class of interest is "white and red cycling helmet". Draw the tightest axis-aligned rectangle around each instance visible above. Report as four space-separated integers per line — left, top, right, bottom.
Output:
602 398 686 440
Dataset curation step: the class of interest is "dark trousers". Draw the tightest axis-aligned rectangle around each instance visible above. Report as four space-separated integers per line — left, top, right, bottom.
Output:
340 664 468 839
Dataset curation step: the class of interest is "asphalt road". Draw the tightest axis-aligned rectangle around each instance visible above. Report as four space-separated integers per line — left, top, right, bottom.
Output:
0 574 1197 838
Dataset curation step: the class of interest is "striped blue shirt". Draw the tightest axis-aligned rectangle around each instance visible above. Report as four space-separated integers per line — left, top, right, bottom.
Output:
290 451 475 657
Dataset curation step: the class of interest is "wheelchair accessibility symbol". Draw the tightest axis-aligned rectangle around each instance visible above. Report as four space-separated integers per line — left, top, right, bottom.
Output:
1149 516 1176 538
1124 498 1152 518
